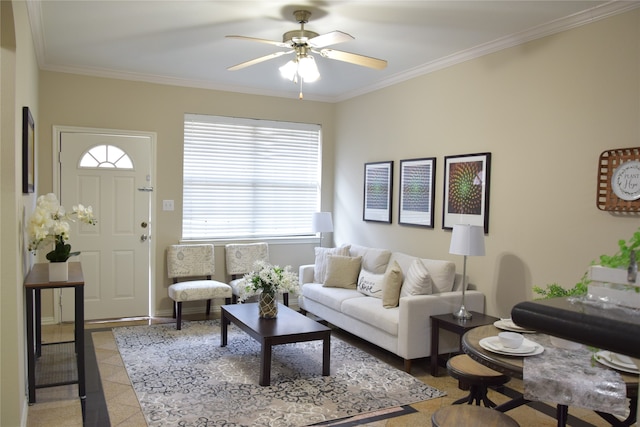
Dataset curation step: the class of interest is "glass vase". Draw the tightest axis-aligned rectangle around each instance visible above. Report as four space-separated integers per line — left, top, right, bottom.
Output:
258 291 278 318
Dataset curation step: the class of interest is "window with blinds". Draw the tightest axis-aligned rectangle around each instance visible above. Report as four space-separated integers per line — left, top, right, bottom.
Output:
183 114 321 240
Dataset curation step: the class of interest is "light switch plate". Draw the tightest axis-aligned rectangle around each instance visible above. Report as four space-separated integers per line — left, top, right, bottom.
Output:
162 200 174 211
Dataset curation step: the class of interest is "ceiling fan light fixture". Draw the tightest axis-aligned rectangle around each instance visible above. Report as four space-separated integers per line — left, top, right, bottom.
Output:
279 55 320 83
279 59 298 81
298 55 319 82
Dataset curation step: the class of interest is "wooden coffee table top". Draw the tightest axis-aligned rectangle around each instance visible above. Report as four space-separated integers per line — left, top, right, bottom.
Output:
221 303 330 339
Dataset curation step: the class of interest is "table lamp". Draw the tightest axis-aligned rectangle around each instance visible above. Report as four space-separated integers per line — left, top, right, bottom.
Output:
312 212 333 247
449 224 485 320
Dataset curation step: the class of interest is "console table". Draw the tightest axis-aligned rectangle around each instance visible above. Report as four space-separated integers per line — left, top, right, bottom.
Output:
25 262 85 419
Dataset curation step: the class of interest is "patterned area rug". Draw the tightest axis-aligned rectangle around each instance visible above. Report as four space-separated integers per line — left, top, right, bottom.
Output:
113 320 444 426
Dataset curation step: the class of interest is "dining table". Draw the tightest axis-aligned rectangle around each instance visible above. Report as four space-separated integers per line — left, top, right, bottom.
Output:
462 324 638 427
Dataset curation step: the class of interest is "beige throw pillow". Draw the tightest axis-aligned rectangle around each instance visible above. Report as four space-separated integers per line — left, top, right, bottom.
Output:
382 261 403 308
400 259 433 297
323 255 362 289
314 244 351 283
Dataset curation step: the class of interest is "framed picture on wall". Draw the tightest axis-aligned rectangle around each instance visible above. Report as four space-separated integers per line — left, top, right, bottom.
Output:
363 161 393 223
442 152 491 233
22 106 35 194
399 157 436 228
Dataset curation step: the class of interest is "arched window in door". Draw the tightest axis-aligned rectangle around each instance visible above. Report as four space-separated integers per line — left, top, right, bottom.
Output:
79 144 134 169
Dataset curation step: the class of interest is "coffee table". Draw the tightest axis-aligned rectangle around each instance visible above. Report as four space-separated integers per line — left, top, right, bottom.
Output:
221 302 331 386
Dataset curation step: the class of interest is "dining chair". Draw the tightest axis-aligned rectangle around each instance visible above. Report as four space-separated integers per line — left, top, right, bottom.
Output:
166 244 232 330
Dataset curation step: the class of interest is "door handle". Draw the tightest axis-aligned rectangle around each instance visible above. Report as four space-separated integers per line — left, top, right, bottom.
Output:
140 234 148 242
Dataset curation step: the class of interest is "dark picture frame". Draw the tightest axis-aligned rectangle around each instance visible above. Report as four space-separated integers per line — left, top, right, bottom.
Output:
363 161 393 223
22 107 35 194
442 152 491 233
399 157 436 228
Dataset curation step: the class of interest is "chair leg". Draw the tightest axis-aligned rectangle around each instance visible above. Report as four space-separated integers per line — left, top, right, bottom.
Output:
283 292 289 306
206 299 212 316
176 302 183 330
232 294 238 304
172 301 176 318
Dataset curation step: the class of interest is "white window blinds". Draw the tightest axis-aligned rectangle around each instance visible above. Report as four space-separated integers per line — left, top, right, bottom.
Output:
183 114 321 240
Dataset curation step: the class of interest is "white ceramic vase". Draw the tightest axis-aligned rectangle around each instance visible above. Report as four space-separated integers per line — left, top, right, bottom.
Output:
48 261 69 282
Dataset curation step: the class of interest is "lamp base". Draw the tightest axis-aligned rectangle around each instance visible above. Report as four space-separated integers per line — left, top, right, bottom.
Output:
453 306 472 320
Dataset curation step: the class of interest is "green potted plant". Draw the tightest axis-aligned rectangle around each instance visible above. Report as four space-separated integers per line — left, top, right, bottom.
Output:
533 226 640 302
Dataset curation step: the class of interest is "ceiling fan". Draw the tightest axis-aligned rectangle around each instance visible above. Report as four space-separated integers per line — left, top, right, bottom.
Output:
226 9 387 98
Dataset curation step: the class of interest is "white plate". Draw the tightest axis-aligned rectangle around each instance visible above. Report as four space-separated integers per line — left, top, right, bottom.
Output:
595 351 639 375
479 336 544 356
494 319 536 333
611 353 634 367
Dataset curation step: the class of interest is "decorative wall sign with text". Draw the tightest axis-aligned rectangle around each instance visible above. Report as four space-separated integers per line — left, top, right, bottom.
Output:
597 147 640 212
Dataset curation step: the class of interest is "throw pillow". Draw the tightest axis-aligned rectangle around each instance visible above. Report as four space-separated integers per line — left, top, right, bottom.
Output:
356 270 385 298
382 261 403 308
323 255 362 289
349 244 392 274
422 259 456 293
400 259 433 298
314 244 351 283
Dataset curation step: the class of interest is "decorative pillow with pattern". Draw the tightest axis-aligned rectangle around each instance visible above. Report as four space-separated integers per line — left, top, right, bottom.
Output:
313 244 351 283
357 269 385 298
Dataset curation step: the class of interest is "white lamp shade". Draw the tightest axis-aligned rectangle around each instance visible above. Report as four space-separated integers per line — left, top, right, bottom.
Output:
279 55 320 83
312 212 333 233
297 56 320 82
279 60 298 81
449 224 485 256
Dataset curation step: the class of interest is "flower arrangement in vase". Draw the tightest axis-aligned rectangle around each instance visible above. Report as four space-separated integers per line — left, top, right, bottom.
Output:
240 260 299 318
27 193 97 279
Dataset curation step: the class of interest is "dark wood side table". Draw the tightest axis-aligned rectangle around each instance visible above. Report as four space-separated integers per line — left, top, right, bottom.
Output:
430 311 499 376
25 262 85 420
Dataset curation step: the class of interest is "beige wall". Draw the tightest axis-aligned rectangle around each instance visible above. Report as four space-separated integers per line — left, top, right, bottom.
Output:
38 73 335 317
1 0 40 424
334 9 640 317
4 7 639 426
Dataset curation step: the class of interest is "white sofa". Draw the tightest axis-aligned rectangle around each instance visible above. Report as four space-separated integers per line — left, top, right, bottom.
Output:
298 244 485 372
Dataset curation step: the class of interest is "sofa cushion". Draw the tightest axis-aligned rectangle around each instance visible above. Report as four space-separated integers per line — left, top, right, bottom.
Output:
422 259 456 293
382 261 403 308
323 255 362 289
341 297 399 336
399 259 433 297
390 252 456 294
356 269 385 298
349 244 392 274
302 283 363 312
314 244 351 283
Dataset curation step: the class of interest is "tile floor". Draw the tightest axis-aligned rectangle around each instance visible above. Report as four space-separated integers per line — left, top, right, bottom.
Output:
26 313 628 427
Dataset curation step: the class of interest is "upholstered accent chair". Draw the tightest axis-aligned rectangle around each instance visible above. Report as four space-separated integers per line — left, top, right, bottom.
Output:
167 244 232 330
225 242 288 306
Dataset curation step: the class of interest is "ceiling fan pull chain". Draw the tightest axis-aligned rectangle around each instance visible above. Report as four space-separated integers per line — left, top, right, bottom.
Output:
299 78 304 100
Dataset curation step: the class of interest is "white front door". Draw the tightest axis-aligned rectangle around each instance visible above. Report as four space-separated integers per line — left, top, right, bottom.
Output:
58 129 154 321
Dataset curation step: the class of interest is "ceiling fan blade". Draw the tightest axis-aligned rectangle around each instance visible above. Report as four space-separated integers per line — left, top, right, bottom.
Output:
228 50 293 71
318 49 388 70
226 35 290 48
308 30 354 48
